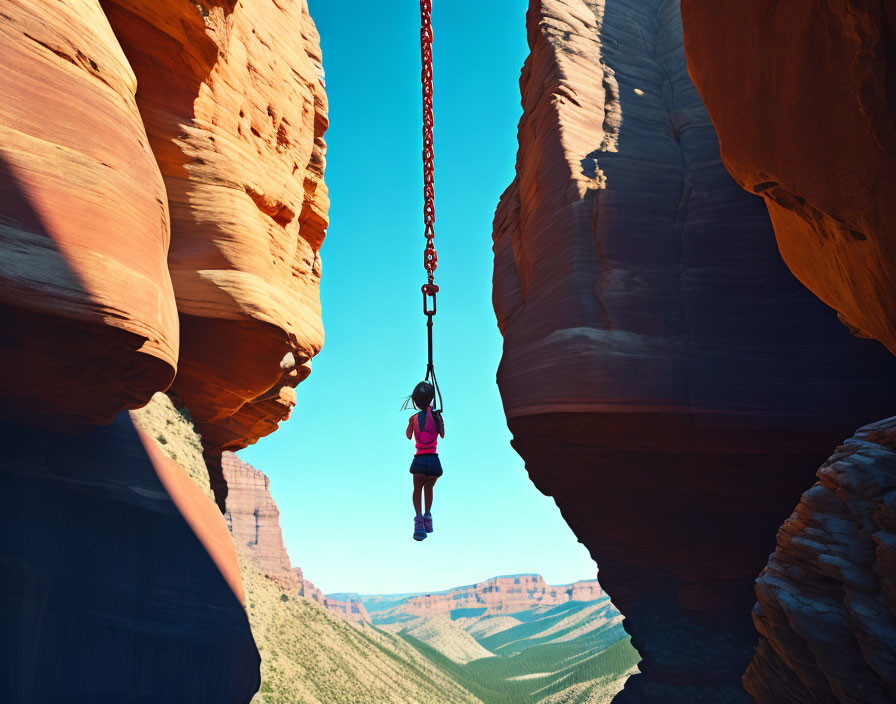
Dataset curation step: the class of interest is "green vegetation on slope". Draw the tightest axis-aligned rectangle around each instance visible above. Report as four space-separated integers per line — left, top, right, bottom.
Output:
130 392 213 497
136 394 639 702
133 394 482 704
374 599 639 703
475 601 619 655
402 634 639 704
240 556 482 704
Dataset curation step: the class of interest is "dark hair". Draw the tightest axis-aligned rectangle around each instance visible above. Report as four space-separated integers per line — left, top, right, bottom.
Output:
411 381 434 410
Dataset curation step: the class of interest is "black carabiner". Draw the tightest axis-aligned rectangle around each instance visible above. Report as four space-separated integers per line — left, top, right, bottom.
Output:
422 284 438 316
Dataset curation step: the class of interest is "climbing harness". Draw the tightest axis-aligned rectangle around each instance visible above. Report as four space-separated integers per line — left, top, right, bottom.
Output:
419 0 443 412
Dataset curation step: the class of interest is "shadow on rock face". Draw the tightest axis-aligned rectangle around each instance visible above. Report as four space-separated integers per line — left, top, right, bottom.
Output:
0 412 260 703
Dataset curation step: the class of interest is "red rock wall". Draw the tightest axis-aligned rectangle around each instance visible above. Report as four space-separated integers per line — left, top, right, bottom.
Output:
221 451 299 589
101 0 329 456
294 566 323 602
680 0 896 356
680 4 896 700
226 455 372 624
0 1 329 700
494 1 896 701
0 0 178 427
743 418 896 703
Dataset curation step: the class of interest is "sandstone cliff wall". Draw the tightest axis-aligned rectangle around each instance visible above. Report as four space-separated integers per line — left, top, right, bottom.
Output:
494 1 896 700
321 597 372 626
0 1 329 700
0 0 178 427
744 417 896 703
681 0 896 356
221 451 299 589
101 0 329 461
295 566 325 603
680 4 896 700
224 452 372 625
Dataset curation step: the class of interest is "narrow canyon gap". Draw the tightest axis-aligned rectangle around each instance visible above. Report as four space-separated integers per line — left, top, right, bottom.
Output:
492 1 896 701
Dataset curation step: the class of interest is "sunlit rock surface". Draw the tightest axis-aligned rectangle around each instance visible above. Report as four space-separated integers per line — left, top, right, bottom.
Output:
294 566 325 603
0 0 178 427
0 2 330 700
681 0 896 356
393 575 603 618
223 452 374 625
493 0 896 700
0 412 259 703
319 596 372 625
102 0 328 454
221 451 299 589
744 417 896 703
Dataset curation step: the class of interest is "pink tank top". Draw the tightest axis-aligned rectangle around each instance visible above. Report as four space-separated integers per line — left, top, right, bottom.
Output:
413 408 439 455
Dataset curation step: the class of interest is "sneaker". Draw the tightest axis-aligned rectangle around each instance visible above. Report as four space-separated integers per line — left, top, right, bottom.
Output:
423 511 433 533
413 515 427 541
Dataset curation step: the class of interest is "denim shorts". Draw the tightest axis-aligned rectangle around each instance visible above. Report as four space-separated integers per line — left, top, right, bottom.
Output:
410 453 443 477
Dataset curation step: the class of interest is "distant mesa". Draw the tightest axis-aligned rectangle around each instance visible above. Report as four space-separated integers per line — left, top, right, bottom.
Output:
220 446 608 635
357 573 636 701
353 574 604 621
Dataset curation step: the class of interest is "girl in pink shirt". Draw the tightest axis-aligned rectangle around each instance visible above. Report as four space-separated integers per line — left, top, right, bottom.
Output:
405 381 444 541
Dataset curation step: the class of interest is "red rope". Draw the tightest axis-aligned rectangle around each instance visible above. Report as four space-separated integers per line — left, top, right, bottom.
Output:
420 0 437 286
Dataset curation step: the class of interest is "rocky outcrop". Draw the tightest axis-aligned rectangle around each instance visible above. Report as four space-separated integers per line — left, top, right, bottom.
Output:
301 582 372 625
221 451 299 589
494 0 896 700
680 4 896 698
0 411 259 702
224 454 373 624
0 1 329 700
0 0 328 450
101 0 328 457
321 597 373 626
743 418 896 703
0 0 178 427
390 575 603 619
294 566 325 603
680 0 896 356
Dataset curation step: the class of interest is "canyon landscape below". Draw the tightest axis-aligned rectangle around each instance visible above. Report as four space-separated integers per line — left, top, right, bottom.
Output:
2 0 895 702
137 393 635 703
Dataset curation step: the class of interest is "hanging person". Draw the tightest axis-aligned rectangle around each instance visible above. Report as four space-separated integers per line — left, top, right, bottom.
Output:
405 381 445 541
403 1 445 543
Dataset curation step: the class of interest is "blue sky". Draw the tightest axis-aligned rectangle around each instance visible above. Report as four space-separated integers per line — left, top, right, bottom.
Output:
240 0 597 595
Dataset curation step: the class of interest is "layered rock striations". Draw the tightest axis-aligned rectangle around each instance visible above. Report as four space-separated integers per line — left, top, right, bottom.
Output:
0 0 328 451
0 1 329 700
221 451 299 588
294 566 325 603
101 0 329 461
680 5 896 700
680 0 896 356
743 418 896 703
494 0 896 700
394 575 603 619
223 452 372 624
0 0 178 427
